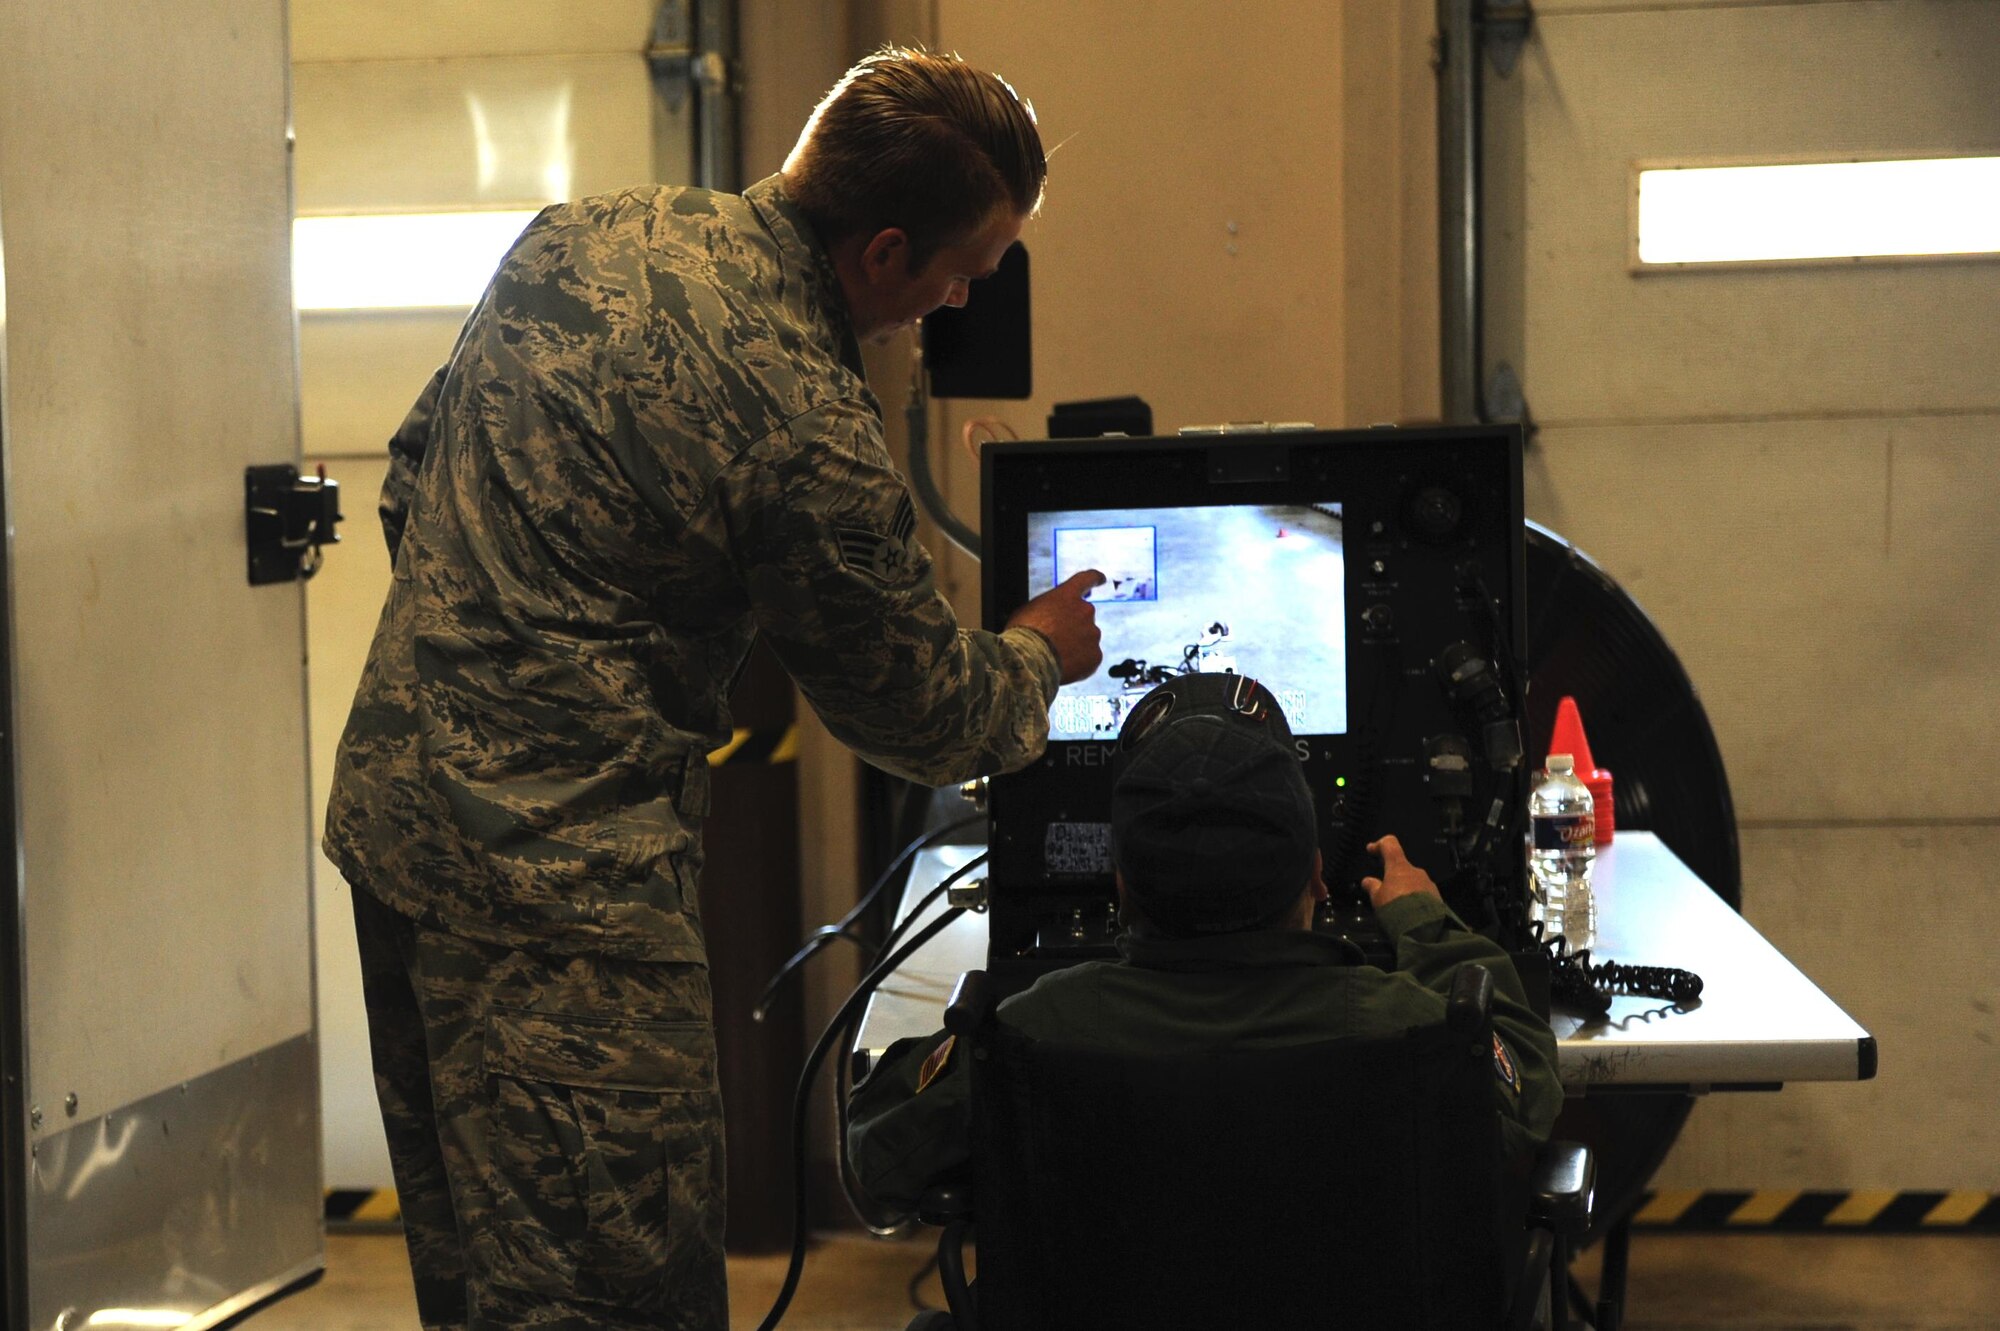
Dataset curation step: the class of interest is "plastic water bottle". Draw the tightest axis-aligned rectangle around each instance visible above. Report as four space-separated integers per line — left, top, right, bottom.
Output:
1529 753 1596 949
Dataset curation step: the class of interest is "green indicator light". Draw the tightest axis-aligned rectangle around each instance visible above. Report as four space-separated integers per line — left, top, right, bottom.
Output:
1335 776 1347 788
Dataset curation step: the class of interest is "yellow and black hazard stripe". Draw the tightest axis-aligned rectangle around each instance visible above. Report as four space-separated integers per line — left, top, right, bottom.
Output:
325 1188 401 1226
328 1186 2000 1232
1632 1189 2000 1232
706 724 798 767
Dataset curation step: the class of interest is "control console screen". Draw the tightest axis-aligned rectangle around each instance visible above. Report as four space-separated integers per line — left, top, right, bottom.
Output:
1028 503 1347 741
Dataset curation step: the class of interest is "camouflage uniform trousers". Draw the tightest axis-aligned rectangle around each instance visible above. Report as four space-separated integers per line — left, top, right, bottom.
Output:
351 885 727 1331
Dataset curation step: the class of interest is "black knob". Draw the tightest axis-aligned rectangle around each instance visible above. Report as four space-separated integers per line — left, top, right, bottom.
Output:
1407 485 1464 543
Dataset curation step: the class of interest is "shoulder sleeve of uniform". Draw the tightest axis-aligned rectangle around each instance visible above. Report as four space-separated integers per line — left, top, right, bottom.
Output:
706 398 1058 785
1379 894 1564 1157
845 1029 973 1215
380 363 447 561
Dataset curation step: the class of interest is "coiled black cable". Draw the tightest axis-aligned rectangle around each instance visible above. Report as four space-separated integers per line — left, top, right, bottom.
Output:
1541 930 1704 1015
1580 951 1705 1006
753 854 987 1331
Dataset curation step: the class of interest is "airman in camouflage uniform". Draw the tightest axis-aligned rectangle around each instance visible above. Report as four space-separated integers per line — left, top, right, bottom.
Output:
327 50 1098 1331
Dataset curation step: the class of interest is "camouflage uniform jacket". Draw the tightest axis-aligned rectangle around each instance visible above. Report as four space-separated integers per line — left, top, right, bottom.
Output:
325 176 1060 961
847 892 1563 1212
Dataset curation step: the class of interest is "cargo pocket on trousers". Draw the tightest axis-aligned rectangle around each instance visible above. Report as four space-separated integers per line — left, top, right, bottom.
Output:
480 1007 722 1310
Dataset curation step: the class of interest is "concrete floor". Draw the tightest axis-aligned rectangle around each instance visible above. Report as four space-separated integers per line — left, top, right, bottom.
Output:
245 1230 2000 1330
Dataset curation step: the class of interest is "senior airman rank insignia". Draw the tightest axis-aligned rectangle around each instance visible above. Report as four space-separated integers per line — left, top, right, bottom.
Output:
836 494 919 586
1492 1032 1521 1096
916 1034 957 1093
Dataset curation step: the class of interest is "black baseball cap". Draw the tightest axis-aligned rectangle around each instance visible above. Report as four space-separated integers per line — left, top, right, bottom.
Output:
1110 674 1318 935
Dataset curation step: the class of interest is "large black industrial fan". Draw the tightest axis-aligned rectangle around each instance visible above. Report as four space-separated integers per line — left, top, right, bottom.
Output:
1524 522 1741 909
1522 521 1742 1262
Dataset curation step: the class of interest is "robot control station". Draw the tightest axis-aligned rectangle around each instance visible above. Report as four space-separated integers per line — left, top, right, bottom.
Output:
979 425 1532 996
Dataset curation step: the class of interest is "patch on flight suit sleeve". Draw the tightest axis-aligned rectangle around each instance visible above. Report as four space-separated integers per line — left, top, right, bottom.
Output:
835 494 919 586
1492 1032 1521 1097
915 1035 957 1094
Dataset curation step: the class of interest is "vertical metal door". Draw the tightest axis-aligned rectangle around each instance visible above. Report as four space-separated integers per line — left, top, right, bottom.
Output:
0 1 322 1326
1482 0 2000 1189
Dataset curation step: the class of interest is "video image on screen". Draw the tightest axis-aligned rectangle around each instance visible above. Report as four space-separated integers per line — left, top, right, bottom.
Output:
1028 503 1346 740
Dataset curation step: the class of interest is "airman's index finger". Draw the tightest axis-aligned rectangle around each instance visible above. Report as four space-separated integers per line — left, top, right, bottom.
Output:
1058 568 1107 593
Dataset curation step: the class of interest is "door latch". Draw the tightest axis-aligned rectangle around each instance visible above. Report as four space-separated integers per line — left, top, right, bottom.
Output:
245 463 343 585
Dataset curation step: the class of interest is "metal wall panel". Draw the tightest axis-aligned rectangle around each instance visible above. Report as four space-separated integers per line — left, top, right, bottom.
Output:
293 53 655 213
1487 0 2000 1189
1524 413 2000 824
294 53 657 457
294 53 657 458
1655 826 2000 1190
1501 1 2000 423
291 0 656 62
300 313 472 458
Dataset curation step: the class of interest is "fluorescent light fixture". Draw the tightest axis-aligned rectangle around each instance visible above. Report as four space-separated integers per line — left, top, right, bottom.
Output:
1637 156 2000 265
293 209 543 310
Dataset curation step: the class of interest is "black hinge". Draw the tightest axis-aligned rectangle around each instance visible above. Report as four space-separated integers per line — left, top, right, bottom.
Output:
1482 1 1534 78
245 464 342 585
1484 362 1537 447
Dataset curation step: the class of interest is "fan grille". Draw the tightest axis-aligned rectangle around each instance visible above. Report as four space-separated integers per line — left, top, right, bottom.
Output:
1524 522 1741 909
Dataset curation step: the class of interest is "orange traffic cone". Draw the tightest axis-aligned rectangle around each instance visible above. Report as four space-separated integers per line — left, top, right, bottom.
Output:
1550 696 1615 844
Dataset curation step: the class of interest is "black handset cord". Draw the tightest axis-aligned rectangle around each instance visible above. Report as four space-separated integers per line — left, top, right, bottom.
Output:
754 854 986 1331
1539 929 1705 1016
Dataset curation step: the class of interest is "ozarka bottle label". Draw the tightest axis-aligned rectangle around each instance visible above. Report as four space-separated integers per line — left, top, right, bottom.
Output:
1532 814 1594 850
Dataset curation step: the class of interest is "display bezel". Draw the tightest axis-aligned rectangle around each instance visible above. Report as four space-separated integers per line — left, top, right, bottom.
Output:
980 428 1526 933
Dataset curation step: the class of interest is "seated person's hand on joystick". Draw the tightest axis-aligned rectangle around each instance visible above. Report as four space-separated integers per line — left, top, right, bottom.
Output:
1359 835 1442 911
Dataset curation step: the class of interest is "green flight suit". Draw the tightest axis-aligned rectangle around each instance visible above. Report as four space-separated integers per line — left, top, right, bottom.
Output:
848 892 1563 1214
326 174 1059 1331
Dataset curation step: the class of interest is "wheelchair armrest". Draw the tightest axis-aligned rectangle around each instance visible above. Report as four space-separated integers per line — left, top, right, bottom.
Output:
918 1182 975 1227
1447 963 1494 1038
945 969 995 1037
1526 1140 1595 1240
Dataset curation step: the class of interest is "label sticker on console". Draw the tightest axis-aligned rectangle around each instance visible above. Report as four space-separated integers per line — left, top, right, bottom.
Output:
1044 821 1112 877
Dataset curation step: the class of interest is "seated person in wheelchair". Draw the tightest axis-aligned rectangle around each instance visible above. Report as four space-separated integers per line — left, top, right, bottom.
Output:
847 672 1561 1214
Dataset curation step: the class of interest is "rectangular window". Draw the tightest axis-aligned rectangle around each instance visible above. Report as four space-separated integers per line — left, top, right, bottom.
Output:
1635 156 2000 267
293 209 543 310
